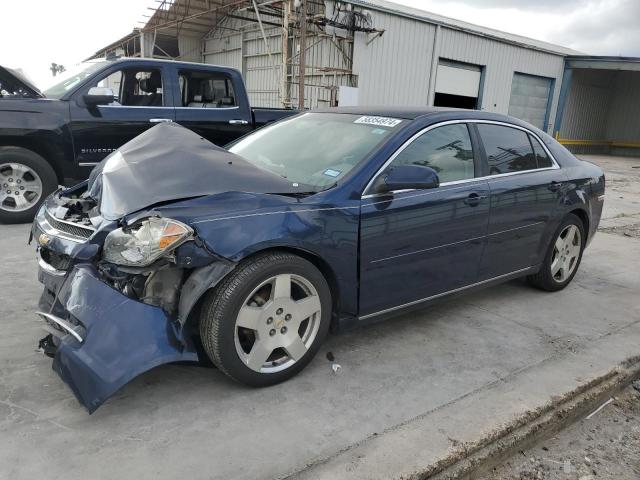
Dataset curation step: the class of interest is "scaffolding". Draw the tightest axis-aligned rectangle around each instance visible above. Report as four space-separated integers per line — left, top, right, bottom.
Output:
93 0 383 109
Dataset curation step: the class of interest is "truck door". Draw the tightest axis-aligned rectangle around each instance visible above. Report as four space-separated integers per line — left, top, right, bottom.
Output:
172 66 252 147
68 63 175 177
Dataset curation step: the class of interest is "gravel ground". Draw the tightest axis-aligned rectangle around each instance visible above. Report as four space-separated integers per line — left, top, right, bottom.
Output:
479 383 640 480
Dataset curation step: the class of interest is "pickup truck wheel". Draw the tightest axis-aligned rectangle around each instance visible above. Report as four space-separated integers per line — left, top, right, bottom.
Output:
199 252 332 387
0 147 57 224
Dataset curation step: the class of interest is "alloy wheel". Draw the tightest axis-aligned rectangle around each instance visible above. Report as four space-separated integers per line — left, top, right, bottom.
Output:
0 162 43 212
234 273 322 373
550 224 582 283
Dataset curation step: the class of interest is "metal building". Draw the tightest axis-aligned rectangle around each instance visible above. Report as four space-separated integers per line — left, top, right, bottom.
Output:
90 0 640 154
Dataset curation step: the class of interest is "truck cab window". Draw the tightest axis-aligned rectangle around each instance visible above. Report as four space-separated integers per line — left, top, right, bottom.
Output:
179 70 236 108
94 68 163 107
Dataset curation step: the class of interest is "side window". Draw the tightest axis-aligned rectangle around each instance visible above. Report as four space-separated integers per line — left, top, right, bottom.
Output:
179 70 237 108
389 124 475 183
529 135 553 169
94 68 163 107
477 124 537 175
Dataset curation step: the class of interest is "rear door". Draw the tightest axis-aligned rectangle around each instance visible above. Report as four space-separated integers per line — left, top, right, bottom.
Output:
172 66 252 147
69 63 174 175
474 122 562 279
359 122 490 317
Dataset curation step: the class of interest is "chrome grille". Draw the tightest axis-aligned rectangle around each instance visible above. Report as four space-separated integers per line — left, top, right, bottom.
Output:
45 210 94 239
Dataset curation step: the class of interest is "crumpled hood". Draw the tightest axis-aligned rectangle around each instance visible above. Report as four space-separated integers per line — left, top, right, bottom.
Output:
87 122 303 221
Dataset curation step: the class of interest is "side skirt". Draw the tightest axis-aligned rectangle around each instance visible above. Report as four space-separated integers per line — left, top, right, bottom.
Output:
340 265 540 330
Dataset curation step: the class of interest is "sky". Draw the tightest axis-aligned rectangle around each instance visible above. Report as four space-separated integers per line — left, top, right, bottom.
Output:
1 0 639 89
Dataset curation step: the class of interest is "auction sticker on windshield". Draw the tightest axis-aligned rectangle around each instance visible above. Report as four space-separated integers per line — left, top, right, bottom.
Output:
354 116 402 128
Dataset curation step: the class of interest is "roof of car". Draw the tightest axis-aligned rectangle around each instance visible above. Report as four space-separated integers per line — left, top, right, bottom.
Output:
312 106 515 122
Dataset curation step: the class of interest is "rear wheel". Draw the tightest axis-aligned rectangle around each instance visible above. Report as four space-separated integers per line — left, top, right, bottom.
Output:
0 147 57 224
528 213 585 291
199 252 332 386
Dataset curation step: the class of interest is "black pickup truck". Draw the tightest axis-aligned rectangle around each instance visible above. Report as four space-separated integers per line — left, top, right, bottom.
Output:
0 58 296 223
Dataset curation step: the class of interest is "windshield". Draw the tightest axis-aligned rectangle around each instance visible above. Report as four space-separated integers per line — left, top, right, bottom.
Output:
43 61 108 98
228 113 402 189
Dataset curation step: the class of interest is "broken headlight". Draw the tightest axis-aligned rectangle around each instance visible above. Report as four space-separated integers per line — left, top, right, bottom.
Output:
103 217 193 267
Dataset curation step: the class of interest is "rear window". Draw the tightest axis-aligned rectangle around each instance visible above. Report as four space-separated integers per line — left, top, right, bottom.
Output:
529 135 553 169
477 124 537 175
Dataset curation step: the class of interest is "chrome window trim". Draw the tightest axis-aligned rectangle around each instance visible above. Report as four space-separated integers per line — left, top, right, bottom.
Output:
362 119 560 199
99 105 173 110
174 106 240 110
359 266 533 320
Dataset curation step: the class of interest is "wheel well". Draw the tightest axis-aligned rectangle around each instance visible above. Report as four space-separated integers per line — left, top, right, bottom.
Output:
0 139 64 184
183 246 342 336
569 208 590 240
252 247 341 325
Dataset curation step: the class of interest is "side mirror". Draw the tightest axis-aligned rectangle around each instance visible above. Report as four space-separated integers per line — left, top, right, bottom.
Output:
375 165 440 193
83 87 114 106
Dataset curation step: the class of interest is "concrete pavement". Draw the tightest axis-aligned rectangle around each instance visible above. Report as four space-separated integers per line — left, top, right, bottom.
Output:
1 156 639 480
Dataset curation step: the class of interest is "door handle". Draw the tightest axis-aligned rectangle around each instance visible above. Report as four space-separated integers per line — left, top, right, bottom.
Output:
464 193 487 206
548 181 562 192
229 119 249 125
149 118 173 123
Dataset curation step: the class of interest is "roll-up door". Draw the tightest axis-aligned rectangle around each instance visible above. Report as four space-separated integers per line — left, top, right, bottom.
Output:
434 59 482 109
508 73 553 130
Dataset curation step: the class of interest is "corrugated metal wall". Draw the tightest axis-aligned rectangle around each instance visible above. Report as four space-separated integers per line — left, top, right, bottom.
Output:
178 35 202 62
352 9 566 133
606 71 640 144
560 69 640 155
175 2 572 127
352 11 436 105
559 70 612 141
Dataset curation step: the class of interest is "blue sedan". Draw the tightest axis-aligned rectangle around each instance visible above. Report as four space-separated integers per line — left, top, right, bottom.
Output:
32 108 605 412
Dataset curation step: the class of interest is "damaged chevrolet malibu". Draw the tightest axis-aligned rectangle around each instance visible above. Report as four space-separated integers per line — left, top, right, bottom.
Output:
32 108 605 412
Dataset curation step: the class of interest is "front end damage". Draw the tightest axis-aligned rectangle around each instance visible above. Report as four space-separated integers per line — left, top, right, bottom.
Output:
32 188 233 413
31 123 305 412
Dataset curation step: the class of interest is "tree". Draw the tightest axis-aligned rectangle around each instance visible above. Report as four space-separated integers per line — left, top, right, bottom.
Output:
50 63 66 77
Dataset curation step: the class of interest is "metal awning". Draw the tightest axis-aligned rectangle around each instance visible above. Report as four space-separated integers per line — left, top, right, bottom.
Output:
565 55 640 72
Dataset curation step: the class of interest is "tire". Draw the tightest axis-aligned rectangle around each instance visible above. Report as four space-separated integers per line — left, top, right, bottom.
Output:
0 147 58 224
199 251 332 387
528 213 586 292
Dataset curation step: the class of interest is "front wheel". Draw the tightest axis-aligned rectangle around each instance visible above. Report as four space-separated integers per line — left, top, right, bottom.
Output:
199 252 332 386
528 213 585 291
0 147 58 224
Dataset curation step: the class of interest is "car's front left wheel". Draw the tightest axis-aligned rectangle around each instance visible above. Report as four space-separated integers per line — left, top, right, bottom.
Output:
199 251 332 387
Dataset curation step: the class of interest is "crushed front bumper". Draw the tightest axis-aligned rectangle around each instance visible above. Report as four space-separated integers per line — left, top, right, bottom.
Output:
37 263 198 413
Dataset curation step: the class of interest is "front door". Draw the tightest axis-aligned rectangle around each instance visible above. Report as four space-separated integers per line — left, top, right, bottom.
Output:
359 123 490 317
474 123 563 279
69 63 175 177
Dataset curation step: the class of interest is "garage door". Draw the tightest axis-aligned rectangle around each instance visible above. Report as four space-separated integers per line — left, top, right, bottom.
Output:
508 73 553 130
434 59 482 109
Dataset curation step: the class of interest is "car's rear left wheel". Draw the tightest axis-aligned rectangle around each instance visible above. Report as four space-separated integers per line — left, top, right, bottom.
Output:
528 213 585 291
199 252 332 386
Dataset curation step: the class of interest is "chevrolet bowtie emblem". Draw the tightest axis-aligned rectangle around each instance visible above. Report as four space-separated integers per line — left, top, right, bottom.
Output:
38 233 51 246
